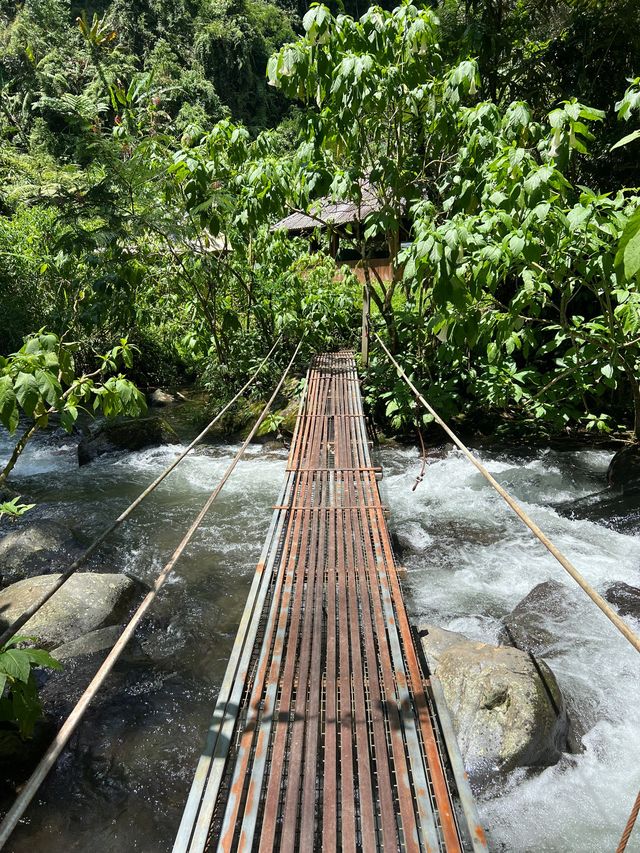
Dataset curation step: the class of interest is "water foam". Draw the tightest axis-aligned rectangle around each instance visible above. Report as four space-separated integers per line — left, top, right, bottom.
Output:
381 445 639 852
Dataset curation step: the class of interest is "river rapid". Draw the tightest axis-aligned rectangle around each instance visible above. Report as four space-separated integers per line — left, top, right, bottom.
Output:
0 429 638 852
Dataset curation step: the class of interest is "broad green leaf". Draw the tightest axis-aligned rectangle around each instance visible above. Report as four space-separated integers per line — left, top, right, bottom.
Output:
14 372 40 418
23 649 62 670
611 129 640 151
615 207 640 280
59 405 78 432
34 369 62 408
0 376 17 434
0 649 32 684
567 206 590 232
509 235 525 256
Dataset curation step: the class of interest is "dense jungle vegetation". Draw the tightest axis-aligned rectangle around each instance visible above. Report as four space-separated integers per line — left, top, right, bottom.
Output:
1 0 640 453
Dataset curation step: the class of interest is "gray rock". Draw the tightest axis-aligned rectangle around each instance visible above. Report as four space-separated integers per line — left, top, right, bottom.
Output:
604 581 640 620
52 625 123 661
420 624 568 786
149 388 176 407
419 624 465 664
607 444 640 493
0 520 80 583
0 573 139 649
78 416 180 465
51 623 148 665
499 579 582 655
501 581 607 744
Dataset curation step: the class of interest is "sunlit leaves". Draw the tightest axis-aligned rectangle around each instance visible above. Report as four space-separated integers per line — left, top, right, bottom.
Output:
615 207 640 281
0 637 61 739
0 496 36 521
0 377 18 434
0 331 146 483
392 68 640 436
615 78 640 121
546 100 605 166
302 5 332 44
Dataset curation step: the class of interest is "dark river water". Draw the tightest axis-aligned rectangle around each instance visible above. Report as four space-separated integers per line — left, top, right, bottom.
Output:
0 428 638 852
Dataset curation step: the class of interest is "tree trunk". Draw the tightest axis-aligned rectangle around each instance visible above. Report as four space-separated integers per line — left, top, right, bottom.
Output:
0 423 39 489
620 356 640 438
361 280 370 366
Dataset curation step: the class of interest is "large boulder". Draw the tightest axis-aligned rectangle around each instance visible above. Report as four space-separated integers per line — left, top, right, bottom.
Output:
0 520 81 584
148 388 176 408
78 416 180 465
500 580 608 744
607 444 640 494
499 579 582 655
0 573 139 649
604 581 640 620
420 624 568 786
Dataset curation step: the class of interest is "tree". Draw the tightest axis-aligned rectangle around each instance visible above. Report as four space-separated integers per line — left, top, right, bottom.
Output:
267 2 479 347
267 3 640 438
0 331 145 487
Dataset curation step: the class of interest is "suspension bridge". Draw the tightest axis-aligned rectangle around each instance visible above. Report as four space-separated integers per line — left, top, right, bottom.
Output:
173 350 485 852
0 343 637 852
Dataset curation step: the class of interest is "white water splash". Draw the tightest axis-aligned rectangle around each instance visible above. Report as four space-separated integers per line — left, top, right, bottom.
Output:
381 445 639 853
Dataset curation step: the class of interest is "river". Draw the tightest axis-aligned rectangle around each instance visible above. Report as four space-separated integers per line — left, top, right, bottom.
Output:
0 428 638 852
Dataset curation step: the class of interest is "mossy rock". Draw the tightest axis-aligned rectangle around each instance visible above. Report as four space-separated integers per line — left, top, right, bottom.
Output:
78 416 180 465
0 572 140 649
420 624 569 787
0 520 81 584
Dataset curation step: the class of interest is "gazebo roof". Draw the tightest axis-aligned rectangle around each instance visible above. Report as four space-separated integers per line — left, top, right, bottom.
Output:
272 181 381 234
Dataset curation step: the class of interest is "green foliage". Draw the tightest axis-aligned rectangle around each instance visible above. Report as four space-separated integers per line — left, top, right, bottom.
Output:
268 2 473 344
266 2 640 438
0 330 146 485
612 79 640 283
0 331 145 433
1 0 640 444
0 496 36 521
0 636 61 740
394 89 640 435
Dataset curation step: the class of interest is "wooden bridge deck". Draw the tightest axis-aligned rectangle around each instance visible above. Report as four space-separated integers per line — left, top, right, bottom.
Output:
174 351 486 853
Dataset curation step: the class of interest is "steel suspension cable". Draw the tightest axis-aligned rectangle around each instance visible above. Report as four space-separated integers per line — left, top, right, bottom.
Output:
0 338 304 850
0 336 282 649
374 332 640 655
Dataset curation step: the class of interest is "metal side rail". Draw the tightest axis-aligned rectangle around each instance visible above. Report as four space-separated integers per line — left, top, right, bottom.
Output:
174 351 488 853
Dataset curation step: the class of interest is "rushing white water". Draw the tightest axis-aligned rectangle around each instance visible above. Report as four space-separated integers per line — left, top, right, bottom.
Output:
0 430 638 852
381 444 640 853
